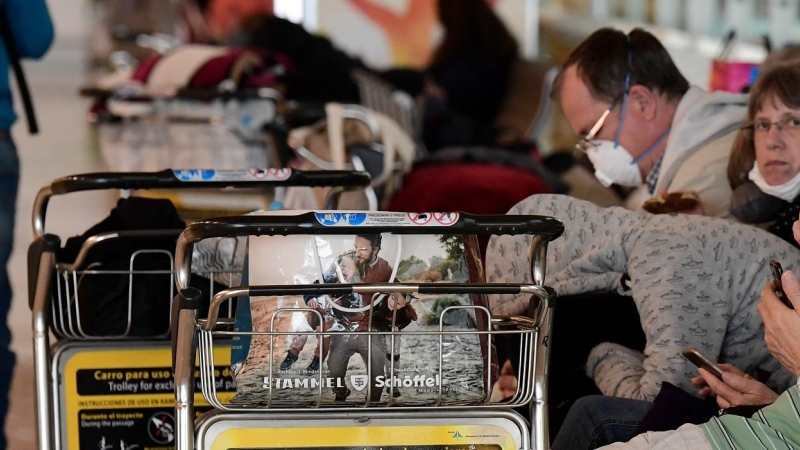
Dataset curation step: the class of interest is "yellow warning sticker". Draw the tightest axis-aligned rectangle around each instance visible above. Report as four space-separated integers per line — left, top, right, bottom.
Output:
209 424 517 450
63 346 233 449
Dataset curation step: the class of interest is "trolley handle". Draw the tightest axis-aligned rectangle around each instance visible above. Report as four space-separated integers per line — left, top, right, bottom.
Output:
174 212 564 291
178 212 564 243
195 283 556 332
79 86 283 102
33 169 371 238
174 87 283 102
247 282 548 297
47 169 370 194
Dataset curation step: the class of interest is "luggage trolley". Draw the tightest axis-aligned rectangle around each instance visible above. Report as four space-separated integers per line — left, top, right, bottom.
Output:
83 84 294 216
29 169 371 450
83 87 286 172
172 211 564 450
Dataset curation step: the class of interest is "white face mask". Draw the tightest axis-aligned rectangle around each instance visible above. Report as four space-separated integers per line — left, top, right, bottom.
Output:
586 141 643 187
580 90 669 188
748 162 800 202
578 37 671 190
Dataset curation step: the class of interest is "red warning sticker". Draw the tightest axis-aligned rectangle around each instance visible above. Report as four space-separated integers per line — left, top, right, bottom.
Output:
407 212 433 225
247 168 291 180
434 212 459 225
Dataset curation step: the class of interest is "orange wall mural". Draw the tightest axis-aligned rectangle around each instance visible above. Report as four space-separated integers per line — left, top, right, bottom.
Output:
318 0 513 69
347 0 438 67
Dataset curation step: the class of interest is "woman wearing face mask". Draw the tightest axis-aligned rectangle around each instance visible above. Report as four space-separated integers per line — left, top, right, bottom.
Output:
728 63 800 249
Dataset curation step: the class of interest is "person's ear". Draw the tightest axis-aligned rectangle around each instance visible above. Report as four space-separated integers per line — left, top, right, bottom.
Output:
628 85 657 122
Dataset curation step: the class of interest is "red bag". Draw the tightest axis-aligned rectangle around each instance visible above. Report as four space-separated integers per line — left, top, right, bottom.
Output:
132 44 293 92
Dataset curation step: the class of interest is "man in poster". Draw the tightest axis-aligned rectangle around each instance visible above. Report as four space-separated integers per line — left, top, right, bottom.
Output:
328 234 394 402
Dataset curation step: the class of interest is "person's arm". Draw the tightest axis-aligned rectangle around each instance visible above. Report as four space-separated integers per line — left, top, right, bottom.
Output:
4 0 54 59
691 266 800 409
692 363 746 397
587 235 727 401
793 219 800 245
680 270 800 409
489 360 517 402
303 279 325 308
758 270 800 376
586 343 650 400
487 195 632 316
304 297 321 309
697 365 779 408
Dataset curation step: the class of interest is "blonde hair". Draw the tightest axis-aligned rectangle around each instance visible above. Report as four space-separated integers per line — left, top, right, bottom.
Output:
336 253 361 283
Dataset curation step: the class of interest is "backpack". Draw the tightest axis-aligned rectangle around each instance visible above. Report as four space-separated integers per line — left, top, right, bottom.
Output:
57 197 228 337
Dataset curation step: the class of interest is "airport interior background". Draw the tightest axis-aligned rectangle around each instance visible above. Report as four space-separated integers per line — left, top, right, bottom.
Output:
5 0 800 448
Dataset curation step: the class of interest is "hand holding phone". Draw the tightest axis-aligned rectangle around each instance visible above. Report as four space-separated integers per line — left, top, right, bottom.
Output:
682 347 724 379
769 260 795 310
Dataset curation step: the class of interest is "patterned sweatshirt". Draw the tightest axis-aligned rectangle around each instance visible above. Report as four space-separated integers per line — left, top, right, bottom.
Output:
487 194 797 401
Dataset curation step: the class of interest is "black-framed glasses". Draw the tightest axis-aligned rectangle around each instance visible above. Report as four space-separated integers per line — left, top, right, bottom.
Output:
741 116 800 139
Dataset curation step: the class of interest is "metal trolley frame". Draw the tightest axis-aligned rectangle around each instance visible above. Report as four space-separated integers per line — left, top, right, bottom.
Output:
83 87 287 172
29 169 371 450
172 212 564 450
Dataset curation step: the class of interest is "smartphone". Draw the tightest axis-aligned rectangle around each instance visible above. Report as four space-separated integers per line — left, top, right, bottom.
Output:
682 347 725 380
769 260 794 310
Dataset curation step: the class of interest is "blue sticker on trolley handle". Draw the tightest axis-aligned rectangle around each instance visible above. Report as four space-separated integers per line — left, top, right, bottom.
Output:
315 213 342 226
173 169 216 181
342 213 367 225
172 168 292 182
315 212 459 227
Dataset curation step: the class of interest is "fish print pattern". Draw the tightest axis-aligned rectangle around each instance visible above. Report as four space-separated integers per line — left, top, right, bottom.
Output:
486 194 798 401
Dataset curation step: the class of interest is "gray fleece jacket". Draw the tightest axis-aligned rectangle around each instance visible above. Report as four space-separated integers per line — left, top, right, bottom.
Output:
487 194 797 401
653 87 746 219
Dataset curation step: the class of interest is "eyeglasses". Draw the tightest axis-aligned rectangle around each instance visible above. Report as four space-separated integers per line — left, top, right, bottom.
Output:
742 116 800 139
576 36 633 153
575 95 622 154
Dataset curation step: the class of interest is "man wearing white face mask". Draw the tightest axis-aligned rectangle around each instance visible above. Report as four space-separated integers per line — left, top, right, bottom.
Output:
554 28 747 218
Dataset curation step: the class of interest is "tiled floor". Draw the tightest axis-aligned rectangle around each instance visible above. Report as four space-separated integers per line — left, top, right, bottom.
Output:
5 36 117 448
